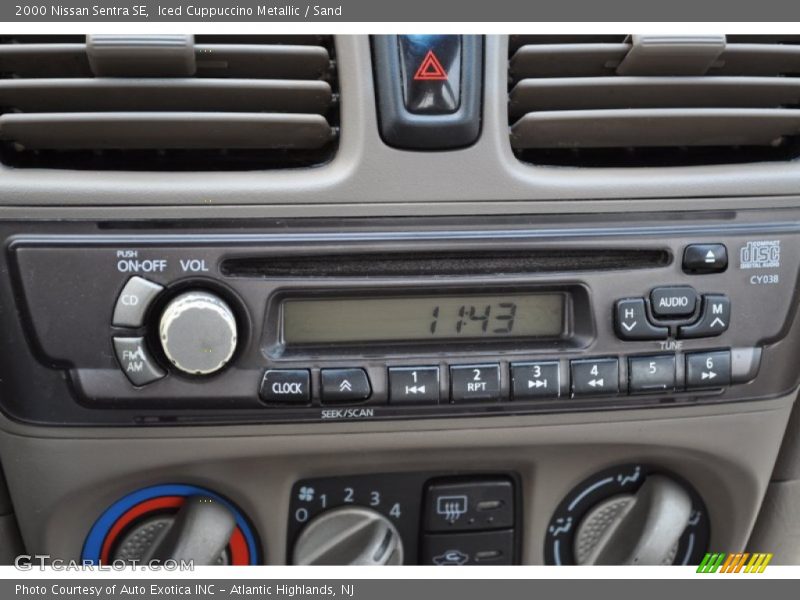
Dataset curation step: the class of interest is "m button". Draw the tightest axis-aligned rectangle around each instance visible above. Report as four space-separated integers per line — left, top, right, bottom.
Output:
679 295 731 339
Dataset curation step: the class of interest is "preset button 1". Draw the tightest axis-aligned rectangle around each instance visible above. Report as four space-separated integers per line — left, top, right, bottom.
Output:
389 367 440 404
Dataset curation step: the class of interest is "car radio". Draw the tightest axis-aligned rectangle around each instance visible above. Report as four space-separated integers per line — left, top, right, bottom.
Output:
4 214 800 426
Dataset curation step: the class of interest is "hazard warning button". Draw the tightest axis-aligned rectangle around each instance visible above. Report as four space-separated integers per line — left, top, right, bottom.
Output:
398 35 461 114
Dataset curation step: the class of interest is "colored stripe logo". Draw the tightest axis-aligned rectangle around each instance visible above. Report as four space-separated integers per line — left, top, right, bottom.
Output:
696 552 773 573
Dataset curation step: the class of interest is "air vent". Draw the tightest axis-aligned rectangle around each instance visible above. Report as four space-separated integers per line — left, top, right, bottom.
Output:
508 35 800 167
0 35 339 170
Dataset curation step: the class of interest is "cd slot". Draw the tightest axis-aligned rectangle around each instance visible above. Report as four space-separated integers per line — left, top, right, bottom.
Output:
221 249 670 278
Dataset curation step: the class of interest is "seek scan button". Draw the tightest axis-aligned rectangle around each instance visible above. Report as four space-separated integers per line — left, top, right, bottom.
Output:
260 370 310 404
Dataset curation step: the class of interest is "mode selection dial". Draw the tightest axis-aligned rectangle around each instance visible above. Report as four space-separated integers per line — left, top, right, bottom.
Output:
544 464 709 566
158 291 238 376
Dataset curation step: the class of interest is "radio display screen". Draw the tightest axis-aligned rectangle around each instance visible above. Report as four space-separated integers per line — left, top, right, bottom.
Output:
281 293 565 344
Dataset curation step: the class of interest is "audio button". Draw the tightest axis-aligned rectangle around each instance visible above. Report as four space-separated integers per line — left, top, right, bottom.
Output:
650 286 698 318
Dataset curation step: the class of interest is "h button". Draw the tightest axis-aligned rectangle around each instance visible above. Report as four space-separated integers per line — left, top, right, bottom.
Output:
614 298 668 340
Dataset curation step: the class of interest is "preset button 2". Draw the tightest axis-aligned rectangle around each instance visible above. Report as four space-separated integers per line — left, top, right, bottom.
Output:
450 364 501 402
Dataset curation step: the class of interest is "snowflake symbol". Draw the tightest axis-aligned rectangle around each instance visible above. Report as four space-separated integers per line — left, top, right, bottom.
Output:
298 486 315 502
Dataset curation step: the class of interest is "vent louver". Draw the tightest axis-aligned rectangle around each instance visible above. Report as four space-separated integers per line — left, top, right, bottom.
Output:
508 35 800 167
0 35 339 170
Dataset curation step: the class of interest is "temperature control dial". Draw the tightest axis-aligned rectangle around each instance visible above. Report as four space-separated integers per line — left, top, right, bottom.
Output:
158 291 238 376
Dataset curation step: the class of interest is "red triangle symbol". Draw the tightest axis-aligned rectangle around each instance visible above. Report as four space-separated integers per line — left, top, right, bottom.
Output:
413 50 448 81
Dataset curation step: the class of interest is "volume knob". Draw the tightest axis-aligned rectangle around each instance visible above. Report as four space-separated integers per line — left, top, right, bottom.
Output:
159 291 238 376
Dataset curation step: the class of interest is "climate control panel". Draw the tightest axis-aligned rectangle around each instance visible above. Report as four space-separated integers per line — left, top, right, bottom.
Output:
287 473 520 565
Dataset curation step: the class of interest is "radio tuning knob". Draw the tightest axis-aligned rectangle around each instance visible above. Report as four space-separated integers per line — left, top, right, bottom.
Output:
292 506 404 565
158 291 238 376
